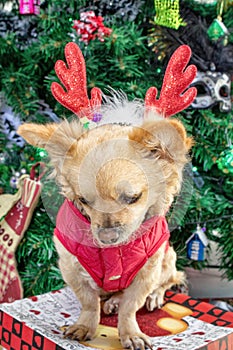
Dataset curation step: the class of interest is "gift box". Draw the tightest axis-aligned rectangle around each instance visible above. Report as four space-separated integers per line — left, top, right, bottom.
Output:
1 287 233 350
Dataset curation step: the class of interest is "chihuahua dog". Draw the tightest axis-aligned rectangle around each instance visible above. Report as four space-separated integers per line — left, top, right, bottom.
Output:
17 43 196 350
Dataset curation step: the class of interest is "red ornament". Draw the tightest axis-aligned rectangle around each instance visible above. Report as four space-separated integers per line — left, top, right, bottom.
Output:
73 11 112 44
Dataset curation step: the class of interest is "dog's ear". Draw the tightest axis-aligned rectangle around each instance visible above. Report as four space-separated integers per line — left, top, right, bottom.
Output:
17 123 58 148
129 119 193 164
17 119 83 160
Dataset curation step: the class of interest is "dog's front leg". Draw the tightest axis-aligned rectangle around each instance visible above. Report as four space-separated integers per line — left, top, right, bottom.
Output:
117 246 166 350
64 281 100 341
54 237 100 341
118 266 161 349
118 283 152 350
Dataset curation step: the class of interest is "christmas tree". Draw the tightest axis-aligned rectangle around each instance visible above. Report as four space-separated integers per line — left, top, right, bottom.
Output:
0 0 232 298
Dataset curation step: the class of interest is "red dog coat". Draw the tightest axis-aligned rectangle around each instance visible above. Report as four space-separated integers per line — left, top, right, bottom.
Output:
54 199 170 292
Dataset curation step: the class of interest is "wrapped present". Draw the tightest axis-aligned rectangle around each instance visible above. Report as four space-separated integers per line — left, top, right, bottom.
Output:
1 287 233 349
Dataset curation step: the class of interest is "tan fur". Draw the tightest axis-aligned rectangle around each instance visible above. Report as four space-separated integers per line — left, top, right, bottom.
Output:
18 116 192 349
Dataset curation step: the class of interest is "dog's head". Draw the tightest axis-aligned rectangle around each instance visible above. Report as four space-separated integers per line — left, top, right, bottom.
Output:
17 43 196 246
17 112 193 246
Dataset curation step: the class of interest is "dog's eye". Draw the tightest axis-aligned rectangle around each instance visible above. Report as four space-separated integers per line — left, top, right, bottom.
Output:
78 197 89 205
121 193 142 205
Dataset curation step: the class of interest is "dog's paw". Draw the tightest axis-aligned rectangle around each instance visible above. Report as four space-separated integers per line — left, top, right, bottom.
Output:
103 293 123 315
145 289 165 311
120 332 152 350
63 323 94 341
103 298 119 315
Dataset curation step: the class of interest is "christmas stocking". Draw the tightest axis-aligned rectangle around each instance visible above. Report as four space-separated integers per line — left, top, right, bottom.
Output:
0 162 45 303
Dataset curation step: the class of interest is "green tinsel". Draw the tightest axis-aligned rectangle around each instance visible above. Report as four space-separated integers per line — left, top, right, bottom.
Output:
154 0 186 29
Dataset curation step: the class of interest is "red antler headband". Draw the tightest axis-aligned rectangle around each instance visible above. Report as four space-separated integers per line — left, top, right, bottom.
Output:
51 42 197 119
51 42 102 117
145 45 197 117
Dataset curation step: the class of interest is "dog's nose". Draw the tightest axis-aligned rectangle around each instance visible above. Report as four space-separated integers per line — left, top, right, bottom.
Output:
97 228 121 244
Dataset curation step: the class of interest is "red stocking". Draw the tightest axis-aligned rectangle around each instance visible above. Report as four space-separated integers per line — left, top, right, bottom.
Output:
0 163 45 303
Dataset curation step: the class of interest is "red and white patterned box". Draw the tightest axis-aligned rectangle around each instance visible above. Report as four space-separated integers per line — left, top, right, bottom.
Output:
1 287 233 349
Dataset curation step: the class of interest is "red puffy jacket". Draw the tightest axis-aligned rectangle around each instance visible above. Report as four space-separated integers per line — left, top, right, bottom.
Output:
54 199 170 292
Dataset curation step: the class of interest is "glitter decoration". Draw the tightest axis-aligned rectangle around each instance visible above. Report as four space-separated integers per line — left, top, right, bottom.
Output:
154 0 186 30
51 43 197 126
51 42 102 116
145 45 197 117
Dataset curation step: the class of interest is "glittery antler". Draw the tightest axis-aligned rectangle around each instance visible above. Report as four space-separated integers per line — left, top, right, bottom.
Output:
145 45 197 117
51 42 102 116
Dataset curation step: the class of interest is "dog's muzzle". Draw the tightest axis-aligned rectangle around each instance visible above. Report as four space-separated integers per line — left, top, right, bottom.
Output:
97 227 122 244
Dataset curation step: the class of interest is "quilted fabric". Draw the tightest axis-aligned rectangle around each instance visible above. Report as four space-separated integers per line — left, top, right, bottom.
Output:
54 199 170 292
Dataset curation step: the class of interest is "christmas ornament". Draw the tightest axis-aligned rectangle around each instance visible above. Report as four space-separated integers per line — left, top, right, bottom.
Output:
0 163 45 302
19 0 40 15
207 18 229 42
217 146 233 174
10 169 28 189
191 71 231 112
154 0 186 29
10 176 18 189
73 11 112 44
35 148 48 159
207 0 229 43
186 226 208 261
